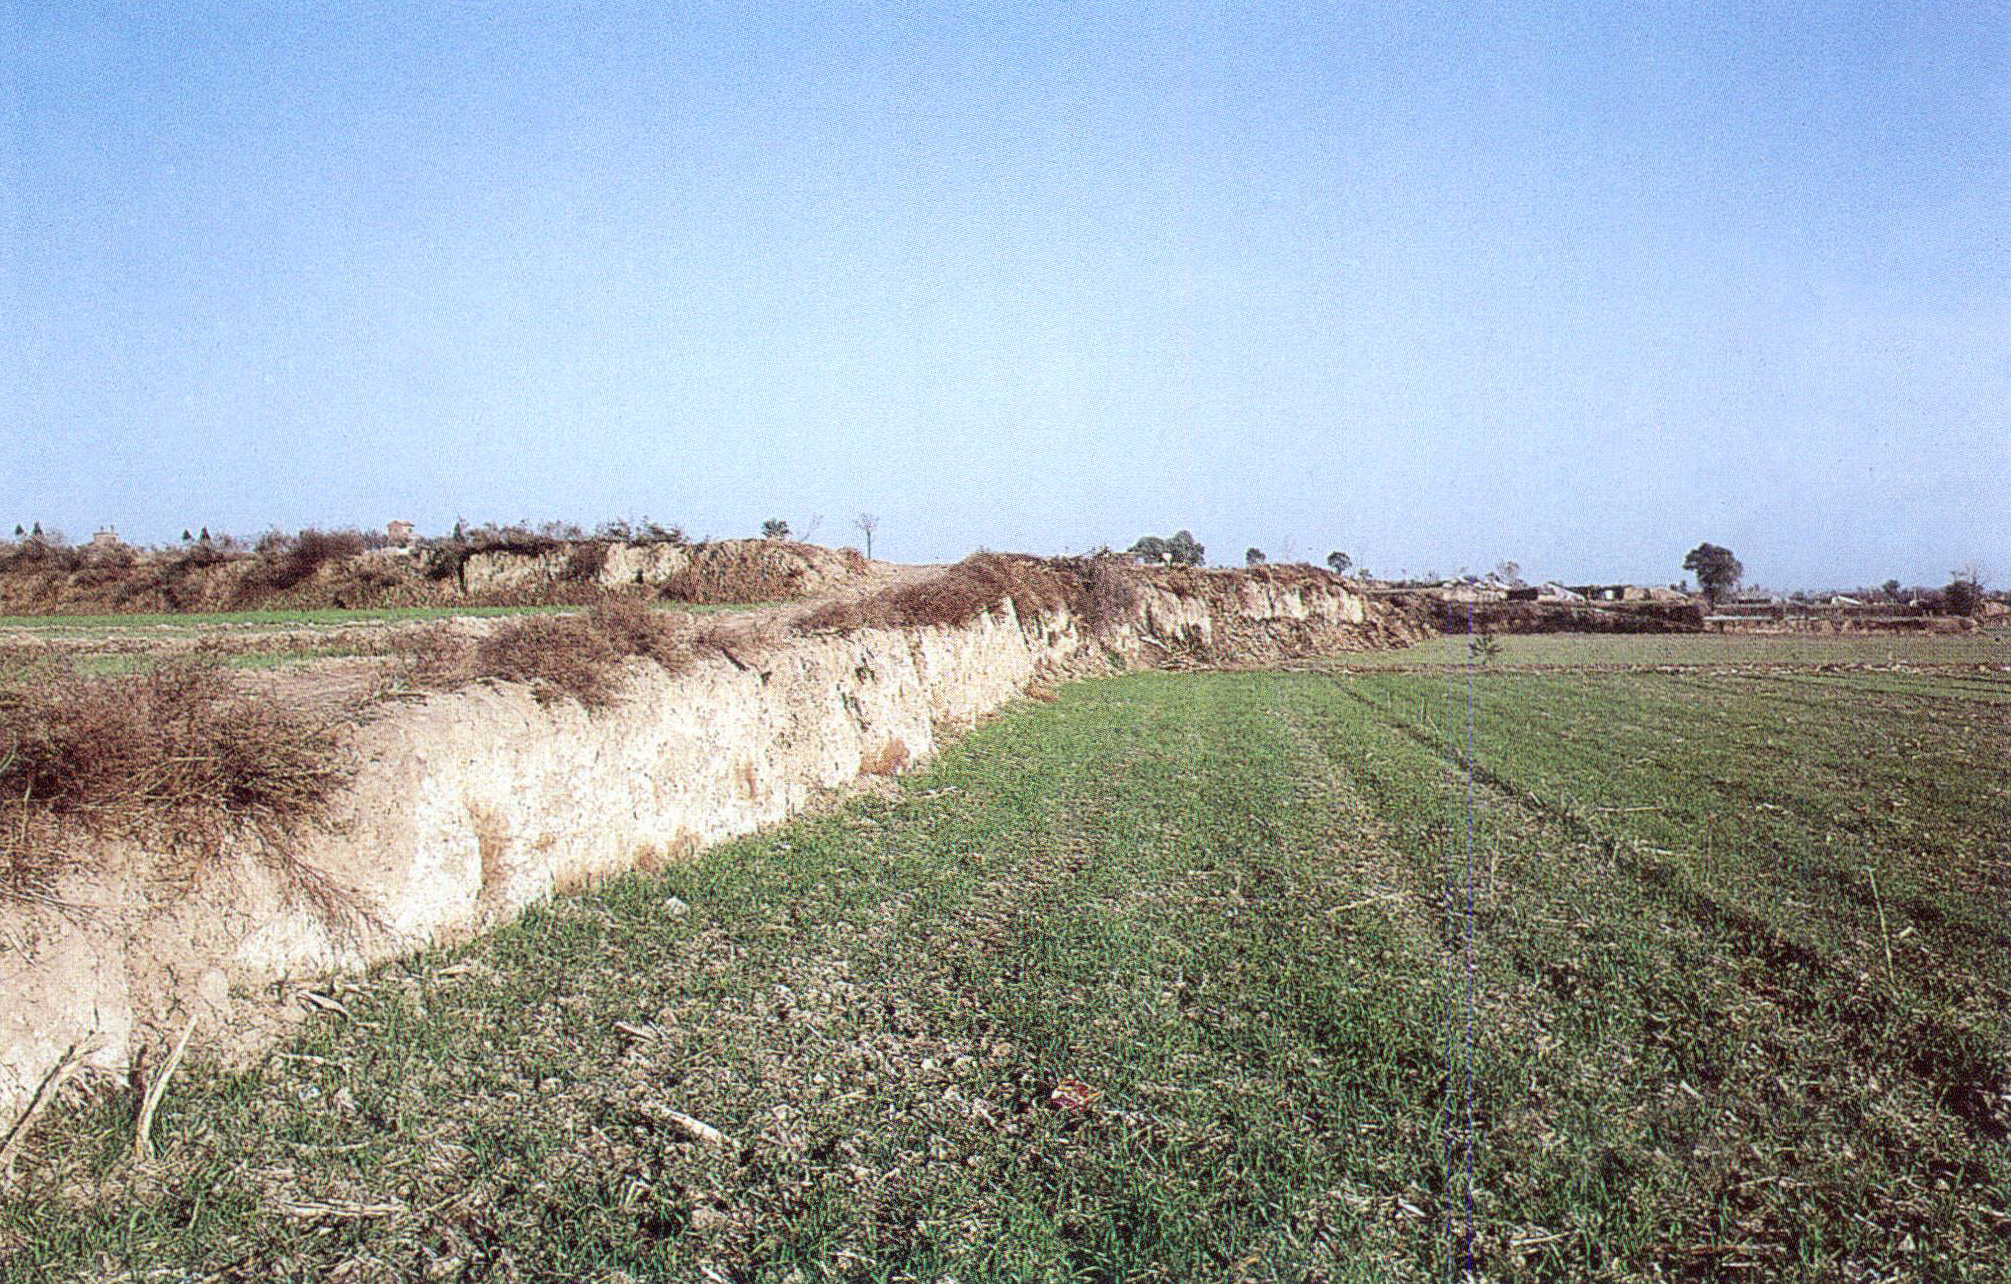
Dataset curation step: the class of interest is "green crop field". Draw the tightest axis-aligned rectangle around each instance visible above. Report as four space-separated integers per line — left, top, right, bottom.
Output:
1330 627 2011 671
3 641 2006 1281
69 649 365 675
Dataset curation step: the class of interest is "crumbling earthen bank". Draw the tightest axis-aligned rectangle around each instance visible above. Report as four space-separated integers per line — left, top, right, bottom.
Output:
0 563 1424 1134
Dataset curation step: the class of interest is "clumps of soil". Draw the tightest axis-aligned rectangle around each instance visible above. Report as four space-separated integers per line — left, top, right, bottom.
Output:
0 653 346 901
858 738 910 776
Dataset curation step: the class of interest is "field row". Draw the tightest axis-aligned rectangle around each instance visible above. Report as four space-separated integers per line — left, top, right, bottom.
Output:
6 655 2005 1280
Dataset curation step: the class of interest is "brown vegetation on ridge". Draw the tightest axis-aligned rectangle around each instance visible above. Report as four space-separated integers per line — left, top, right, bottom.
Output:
798 552 1138 636
0 653 346 900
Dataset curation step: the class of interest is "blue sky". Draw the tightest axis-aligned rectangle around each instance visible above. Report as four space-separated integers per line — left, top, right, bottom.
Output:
3 2 2005 588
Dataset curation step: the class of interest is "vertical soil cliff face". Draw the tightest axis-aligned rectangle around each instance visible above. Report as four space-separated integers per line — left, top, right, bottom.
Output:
0 572 1417 1131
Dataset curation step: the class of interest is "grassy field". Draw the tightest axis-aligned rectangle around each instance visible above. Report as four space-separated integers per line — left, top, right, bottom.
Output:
2 641 2006 1281
1329 628 2011 670
68 649 381 675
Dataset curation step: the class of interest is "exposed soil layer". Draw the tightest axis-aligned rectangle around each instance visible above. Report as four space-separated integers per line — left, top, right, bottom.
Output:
1407 595 1978 637
1436 598 1707 633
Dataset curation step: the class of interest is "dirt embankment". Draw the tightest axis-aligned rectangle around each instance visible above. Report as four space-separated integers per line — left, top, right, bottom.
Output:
1451 598 1708 634
1705 613 1980 635
0 537 867 615
0 557 1416 1138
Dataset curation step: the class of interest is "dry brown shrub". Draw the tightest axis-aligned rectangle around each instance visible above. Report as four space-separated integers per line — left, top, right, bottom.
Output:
800 553 1078 634
444 600 696 709
386 625 475 690
1081 556 1139 635
470 615 623 708
0 656 346 899
1023 681 1060 703
249 528 370 594
588 596 692 671
464 523 562 556
559 541 610 583
0 539 86 575
659 542 807 604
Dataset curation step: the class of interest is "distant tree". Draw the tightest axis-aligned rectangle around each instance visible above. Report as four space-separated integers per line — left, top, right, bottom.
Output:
800 513 824 542
1944 567 1985 617
12 525 22 539
1881 578 1903 601
761 519 791 540
181 529 193 543
1166 530 1205 567
854 513 879 560
199 527 212 544
1682 543 1744 603
1245 547 1266 566
31 522 42 539
1326 551 1351 575
1128 531 1205 566
1493 560 1523 586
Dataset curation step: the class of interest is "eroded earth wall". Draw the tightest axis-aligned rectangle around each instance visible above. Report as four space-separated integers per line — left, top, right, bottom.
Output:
0 572 1417 1131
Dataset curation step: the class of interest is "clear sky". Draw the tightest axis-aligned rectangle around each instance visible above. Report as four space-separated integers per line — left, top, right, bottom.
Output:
4 2 2005 588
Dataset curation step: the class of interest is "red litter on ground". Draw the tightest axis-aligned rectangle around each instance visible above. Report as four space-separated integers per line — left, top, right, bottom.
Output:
1047 1079 1104 1112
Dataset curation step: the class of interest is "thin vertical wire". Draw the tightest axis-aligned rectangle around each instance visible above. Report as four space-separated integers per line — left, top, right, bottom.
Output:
1441 601 1461 1282
1463 601 1478 1278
